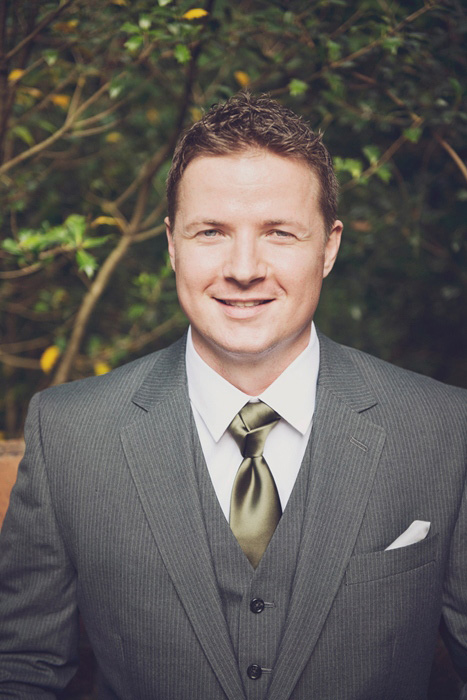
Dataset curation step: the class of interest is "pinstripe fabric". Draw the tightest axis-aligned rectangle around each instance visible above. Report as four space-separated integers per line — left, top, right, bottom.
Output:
0 331 466 699
194 421 311 699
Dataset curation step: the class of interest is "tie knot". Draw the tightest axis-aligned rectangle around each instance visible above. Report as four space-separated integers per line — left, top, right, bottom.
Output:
228 401 280 458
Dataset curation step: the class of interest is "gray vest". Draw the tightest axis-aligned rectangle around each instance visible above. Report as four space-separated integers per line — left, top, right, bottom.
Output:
194 432 313 700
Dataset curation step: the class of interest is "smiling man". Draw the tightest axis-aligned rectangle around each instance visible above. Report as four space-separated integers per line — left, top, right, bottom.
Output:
1 93 466 700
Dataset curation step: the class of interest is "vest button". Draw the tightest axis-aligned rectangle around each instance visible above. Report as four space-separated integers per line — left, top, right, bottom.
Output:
247 664 262 680
250 597 265 614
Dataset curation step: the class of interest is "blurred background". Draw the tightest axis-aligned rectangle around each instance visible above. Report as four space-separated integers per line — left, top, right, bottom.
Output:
1 0 466 437
0 2 466 696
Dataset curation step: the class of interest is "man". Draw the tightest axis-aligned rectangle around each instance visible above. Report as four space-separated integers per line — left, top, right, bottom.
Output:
0 93 466 700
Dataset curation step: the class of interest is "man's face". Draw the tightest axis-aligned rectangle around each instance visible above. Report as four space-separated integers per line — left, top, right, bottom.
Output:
166 149 342 375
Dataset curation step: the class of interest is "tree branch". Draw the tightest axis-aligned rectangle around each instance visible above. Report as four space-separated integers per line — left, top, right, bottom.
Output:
341 116 424 192
4 0 76 62
0 351 40 369
51 234 132 385
311 2 440 81
434 134 467 184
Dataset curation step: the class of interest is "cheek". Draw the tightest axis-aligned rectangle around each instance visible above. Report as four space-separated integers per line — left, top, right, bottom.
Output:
176 250 218 291
275 256 323 293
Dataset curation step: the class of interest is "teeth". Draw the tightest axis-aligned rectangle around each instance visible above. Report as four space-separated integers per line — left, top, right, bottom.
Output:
223 301 265 307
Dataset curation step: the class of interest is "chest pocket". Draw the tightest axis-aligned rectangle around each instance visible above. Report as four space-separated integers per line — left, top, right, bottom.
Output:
345 533 439 585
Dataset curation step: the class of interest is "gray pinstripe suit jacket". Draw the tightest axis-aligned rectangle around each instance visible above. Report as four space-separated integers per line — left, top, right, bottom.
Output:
0 331 466 699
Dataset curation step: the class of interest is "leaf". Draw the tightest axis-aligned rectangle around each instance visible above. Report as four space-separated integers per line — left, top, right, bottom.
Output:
327 39 341 62
94 361 111 375
158 0 172 5
65 214 87 245
288 79 308 97
8 69 25 82
51 94 70 109
124 36 143 52
76 249 98 278
12 125 34 147
375 164 392 183
37 119 56 134
139 15 152 30
403 127 422 143
334 157 362 179
105 131 122 143
120 22 140 34
189 106 203 122
362 145 380 165
234 71 250 87
2 239 21 255
146 108 159 124
174 44 191 64
82 235 112 249
91 216 121 227
40 345 61 373
182 8 209 20
382 36 402 55
43 49 59 66
128 303 146 321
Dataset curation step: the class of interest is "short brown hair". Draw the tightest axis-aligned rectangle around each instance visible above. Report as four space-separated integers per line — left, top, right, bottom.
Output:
166 92 338 235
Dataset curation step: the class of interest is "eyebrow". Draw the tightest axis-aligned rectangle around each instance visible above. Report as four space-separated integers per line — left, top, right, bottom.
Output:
186 220 226 229
186 219 305 229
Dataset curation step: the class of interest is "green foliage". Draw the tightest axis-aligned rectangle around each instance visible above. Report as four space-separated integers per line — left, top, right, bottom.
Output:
0 0 466 435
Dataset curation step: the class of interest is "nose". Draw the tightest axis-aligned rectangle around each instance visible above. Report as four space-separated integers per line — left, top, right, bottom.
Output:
223 233 266 285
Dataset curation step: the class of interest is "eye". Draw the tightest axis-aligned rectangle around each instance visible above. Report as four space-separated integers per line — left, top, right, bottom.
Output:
199 229 220 238
269 230 295 239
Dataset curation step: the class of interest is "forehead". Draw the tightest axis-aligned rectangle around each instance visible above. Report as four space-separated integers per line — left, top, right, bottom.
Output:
176 150 321 222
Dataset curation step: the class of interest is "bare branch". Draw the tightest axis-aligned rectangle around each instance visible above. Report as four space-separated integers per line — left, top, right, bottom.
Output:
0 75 112 176
112 313 186 355
0 336 50 352
341 117 424 192
311 2 440 81
0 262 42 279
133 223 166 243
4 0 76 62
0 351 41 369
51 234 133 385
70 120 121 138
435 134 467 184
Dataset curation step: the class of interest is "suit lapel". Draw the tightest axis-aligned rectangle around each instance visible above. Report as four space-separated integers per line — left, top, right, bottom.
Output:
120 338 245 700
267 334 386 700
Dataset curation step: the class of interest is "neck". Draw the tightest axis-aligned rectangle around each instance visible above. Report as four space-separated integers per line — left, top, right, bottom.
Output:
193 335 310 395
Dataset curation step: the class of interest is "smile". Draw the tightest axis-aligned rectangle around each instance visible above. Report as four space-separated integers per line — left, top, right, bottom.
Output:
217 300 271 307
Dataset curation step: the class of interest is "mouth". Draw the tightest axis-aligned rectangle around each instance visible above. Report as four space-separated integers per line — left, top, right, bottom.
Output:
216 299 272 308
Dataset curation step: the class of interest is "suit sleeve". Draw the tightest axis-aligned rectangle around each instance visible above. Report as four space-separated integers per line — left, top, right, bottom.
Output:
0 392 79 697
441 457 467 691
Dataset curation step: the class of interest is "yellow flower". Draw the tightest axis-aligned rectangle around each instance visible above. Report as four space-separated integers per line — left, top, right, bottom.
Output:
94 361 111 376
234 71 250 87
182 8 209 20
105 131 122 143
111 0 127 4
51 94 70 109
8 69 25 82
40 346 61 374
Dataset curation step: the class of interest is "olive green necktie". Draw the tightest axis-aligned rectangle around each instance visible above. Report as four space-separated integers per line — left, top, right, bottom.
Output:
228 401 282 568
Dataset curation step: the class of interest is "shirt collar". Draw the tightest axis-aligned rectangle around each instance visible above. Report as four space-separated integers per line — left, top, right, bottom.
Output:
186 324 319 442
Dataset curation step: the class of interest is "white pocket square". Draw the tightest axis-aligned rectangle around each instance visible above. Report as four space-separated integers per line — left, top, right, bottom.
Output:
385 520 431 551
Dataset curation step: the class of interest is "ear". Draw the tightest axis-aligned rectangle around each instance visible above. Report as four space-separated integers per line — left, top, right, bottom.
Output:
323 219 343 278
165 216 176 272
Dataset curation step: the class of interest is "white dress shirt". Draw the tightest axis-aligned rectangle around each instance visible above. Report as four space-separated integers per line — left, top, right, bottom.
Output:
185 324 320 521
